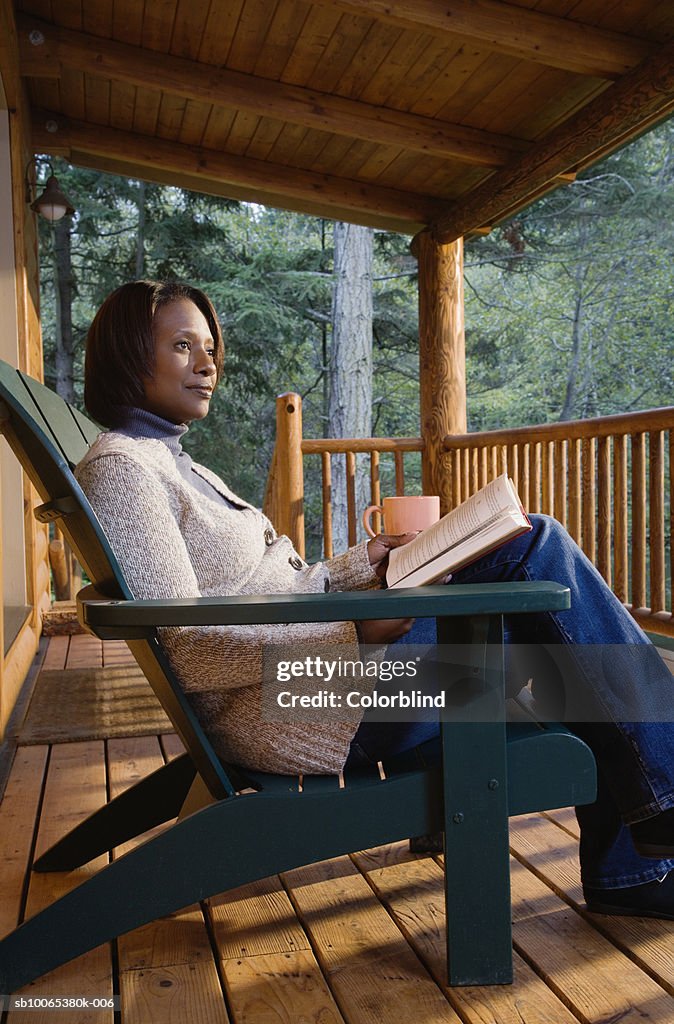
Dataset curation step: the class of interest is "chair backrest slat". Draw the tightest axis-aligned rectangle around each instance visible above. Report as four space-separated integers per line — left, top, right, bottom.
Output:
0 360 50 431
0 362 126 592
0 359 233 800
19 373 91 467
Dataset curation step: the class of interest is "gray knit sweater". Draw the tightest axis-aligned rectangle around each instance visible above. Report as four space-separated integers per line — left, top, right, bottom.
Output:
75 429 380 773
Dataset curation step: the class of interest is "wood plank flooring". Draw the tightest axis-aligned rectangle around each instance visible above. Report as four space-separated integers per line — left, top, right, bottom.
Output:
1 635 673 1023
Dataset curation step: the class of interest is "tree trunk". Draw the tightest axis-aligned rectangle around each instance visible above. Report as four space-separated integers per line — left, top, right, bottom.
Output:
52 214 75 404
328 222 373 552
559 287 584 421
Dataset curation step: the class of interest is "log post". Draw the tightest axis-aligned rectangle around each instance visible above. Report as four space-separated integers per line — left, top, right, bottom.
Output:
413 230 467 514
274 392 305 558
49 535 70 601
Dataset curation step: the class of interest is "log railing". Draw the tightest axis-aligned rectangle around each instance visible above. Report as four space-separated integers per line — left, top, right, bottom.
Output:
264 394 674 636
263 393 424 559
301 435 425 558
443 406 674 637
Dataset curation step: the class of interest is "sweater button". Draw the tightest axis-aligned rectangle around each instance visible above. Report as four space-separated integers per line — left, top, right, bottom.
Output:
324 578 330 592
264 528 275 546
289 555 303 570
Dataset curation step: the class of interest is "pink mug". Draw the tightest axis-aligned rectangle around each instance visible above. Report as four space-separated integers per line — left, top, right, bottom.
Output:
362 495 440 537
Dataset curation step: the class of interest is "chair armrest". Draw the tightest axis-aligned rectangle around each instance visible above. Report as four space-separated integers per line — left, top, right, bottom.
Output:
77 581 570 639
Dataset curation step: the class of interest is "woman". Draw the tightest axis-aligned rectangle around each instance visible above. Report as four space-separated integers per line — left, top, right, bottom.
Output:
77 279 674 920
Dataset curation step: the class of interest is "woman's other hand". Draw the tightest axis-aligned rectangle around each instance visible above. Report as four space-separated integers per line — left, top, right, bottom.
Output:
362 533 418 644
367 532 418 580
356 617 415 645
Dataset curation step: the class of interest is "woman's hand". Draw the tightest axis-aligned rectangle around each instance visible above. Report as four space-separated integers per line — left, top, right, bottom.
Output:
361 533 419 644
356 617 415 645
367 532 418 580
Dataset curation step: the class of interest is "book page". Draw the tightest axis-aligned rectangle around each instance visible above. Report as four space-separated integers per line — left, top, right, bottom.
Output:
386 475 521 587
387 512 528 588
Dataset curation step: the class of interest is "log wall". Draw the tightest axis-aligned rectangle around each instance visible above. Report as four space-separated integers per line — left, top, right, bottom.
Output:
0 0 49 739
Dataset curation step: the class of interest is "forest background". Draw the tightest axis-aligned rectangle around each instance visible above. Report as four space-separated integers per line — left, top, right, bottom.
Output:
37 117 674 557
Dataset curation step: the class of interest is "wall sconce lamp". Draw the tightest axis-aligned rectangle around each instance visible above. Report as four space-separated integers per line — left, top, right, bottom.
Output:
25 159 75 222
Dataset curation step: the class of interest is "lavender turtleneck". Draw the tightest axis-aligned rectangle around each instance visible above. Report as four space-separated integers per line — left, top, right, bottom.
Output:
114 406 237 509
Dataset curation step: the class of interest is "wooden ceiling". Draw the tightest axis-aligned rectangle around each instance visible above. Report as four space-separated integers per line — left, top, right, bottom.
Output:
16 0 674 240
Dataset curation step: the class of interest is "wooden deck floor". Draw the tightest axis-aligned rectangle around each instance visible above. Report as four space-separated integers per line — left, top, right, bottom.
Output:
1 635 674 1023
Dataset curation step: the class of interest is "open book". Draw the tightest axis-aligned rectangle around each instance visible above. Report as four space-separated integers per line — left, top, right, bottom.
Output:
386 474 531 589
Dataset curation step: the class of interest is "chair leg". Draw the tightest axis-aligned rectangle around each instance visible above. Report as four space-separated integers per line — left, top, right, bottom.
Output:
442 722 512 985
438 613 513 986
33 753 197 872
0 768 441 994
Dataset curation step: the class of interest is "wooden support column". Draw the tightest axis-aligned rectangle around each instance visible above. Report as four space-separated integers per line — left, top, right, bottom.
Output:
414 230 467 514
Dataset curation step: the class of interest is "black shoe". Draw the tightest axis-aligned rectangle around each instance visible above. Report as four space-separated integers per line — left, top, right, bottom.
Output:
630 807 674 858
584 871 674 920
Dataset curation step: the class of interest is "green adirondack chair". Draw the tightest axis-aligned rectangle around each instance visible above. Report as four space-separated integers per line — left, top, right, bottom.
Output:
0 358 596 992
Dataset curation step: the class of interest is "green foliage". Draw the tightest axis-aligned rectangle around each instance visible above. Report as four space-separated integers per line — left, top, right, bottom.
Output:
464 119 674 430
37 116 674 512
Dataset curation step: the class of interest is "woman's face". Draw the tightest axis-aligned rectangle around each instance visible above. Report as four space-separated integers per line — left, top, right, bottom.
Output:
142 298 218 424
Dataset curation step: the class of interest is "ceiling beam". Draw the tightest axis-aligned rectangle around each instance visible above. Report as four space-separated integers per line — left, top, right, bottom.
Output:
320 0 652 79
18 14 525 168
430 37 674 243
31 111 446 233
67 152 429 233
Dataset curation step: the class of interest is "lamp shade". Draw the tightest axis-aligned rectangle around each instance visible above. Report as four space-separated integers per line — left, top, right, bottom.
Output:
30 175 75 222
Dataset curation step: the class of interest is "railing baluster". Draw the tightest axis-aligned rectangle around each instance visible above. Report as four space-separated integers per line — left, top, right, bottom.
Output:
581 437 596 562
568 437 582 544
506 444 517 491
553 440 567 528
541 440 553 515
517 443 529 511
613 435 628 603
461 449 470 500
394 450 405 495
649 430 666 612
369 450 381 537
489 445 498 482
465 448 475 495
450 448 461 508
597 436 611 586
632 433 647 610
321 451 333 559
346 451 357 547
478 446 488 489
530 442 541 514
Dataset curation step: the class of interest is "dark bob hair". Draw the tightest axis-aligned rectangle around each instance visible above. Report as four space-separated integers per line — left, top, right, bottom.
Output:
84 280 224 427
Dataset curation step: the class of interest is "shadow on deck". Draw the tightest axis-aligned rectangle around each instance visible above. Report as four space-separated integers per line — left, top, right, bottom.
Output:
1 635 673 1023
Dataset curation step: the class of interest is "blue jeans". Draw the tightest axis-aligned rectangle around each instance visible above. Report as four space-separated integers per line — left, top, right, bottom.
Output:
347 514 674 889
